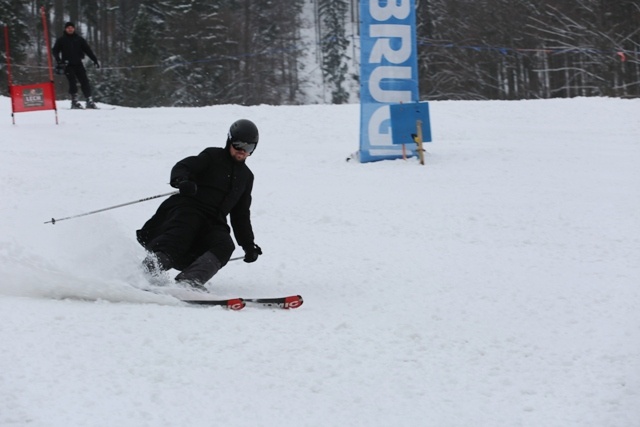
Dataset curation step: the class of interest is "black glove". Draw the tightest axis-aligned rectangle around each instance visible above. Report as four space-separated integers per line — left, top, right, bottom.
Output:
243 244 262 263
171 176 197 196
178 181 197 195
93 60 100 69
54 62 66 75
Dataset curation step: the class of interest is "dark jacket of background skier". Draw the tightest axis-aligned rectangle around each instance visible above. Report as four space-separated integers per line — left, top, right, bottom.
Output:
136 147 255 269
53 32 97 65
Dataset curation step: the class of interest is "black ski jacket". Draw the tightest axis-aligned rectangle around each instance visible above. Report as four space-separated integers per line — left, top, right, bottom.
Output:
52 32 97 65
138 147 256 251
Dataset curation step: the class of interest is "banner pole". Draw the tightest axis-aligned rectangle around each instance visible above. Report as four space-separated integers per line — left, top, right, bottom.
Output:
4 25 16 124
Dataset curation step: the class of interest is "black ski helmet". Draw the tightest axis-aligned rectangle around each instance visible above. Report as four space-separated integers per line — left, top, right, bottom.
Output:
227 119 259 150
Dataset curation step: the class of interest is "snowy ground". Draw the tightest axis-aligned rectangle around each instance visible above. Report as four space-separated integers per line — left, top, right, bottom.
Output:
0 96 639 427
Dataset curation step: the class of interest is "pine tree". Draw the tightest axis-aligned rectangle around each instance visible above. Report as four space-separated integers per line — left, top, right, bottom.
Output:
124 2 165 106
0 0 31 87
318 0 350 104
237 0 305 105
157 0 230 106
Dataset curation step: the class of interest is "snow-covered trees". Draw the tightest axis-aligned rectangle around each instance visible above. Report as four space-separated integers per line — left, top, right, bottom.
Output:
417 0 640 99
0 0 32 84
318 0 350 104
3 0 305 106
1 0 637 105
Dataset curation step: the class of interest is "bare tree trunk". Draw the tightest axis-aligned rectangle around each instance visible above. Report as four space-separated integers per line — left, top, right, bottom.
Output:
69 0 79 26
53 0 64 33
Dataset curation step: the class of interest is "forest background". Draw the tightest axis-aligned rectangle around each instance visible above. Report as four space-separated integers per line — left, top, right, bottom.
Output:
1 0 638 107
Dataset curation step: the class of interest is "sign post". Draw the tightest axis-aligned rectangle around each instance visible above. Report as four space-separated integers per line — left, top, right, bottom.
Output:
4 7 58 124
389 101 432 165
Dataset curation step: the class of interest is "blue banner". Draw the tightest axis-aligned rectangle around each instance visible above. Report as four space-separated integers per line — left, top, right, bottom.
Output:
359 0 419 163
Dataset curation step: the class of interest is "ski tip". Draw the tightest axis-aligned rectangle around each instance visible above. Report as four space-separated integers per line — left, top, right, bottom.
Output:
284 295 303 309
227 298 246 311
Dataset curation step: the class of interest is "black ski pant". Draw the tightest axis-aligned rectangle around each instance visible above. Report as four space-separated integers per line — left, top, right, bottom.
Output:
65 64 92 98
144 206 235 271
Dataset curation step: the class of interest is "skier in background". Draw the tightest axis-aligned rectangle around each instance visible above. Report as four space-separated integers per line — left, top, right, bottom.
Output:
137 119 263 291
52 21 100 109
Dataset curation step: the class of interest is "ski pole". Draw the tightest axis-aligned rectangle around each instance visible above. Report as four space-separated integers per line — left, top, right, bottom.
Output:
44 190 179 225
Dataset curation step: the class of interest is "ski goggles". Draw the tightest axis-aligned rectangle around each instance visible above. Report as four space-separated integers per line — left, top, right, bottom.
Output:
231 141 256 154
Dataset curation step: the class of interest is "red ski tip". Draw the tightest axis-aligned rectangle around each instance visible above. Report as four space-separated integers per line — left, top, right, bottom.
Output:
227 298 246 310
283 295 303 309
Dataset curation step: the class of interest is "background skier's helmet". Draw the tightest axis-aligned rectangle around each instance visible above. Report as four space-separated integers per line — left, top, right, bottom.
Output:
227 119 259 154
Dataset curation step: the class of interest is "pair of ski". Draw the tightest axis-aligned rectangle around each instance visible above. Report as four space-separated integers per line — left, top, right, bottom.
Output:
65 106 115 110
181 294 303 311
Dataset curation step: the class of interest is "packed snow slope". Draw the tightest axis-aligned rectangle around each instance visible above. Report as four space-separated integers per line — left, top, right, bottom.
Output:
0 96 638 427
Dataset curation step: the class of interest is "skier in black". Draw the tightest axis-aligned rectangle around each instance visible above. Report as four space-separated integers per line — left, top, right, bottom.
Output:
52 22 99 109
137 119 262 290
